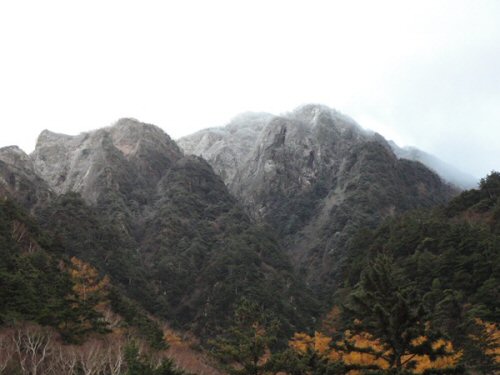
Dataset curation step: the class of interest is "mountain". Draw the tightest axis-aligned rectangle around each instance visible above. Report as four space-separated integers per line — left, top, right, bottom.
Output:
1 110 496 374
179 104 458 294
2 118 315 337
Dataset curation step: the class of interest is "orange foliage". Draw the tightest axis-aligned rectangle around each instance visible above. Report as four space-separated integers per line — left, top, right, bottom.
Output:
469 318 500 364
338 330 390 373
289 329 462 374
289 331 332 356
164 329 185 348
321 306 342 335
69 257 109 309
405 338 462 373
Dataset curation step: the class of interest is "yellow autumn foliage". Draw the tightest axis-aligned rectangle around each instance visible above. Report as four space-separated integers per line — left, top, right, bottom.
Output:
339 330 390 373
69 256 110 310
289 329 462 374
289 331 332 356
469 318 500 364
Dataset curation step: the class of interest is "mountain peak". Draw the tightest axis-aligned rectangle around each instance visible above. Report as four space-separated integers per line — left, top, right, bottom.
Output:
0 145 30 162
31 119 182 201
35 129 75 148
179 105 457 290
111 117 163 134
107 118 179 158
289 104 359 130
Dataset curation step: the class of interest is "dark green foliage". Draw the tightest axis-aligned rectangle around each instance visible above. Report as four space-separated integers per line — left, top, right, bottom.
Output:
139 157 317 337
36 192 165 316
275 140 457 302
340 171 500 372
33 156 317 340
124 341 187 375
270 348 347 375
210 298 280 375
0 200 67 322
0 199 107 342
346 254 449 370
109 289 167 350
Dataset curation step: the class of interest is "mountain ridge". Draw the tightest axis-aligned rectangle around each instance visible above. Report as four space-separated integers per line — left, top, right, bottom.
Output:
179 104 458 292
2 117 318 338
0 108 462 324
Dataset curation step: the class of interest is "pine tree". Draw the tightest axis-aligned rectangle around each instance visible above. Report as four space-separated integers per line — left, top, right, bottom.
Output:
210 298 279 375
345 254 460 372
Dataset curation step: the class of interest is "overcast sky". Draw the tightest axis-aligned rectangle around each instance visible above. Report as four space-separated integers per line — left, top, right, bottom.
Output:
0 1 499 179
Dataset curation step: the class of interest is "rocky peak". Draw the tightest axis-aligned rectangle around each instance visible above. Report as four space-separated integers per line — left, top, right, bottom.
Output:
31 119 183 203
0 146 34 169
177 112 273 182
36 129 74 148
179 104 457 290
109 118 181 158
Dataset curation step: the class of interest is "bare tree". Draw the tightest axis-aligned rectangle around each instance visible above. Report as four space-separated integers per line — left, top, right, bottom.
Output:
48 344 78 375
0 328 15 374
13 323 53 375
11 221 39 253
104 334 125 375
102 307 122 331
11 220 28 243
78 338 106 375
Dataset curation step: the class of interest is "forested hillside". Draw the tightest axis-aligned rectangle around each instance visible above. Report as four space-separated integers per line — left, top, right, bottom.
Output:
271 172 499 374
205 173 498 375
179 105 457 298
0 198 191 374
0 114 497 374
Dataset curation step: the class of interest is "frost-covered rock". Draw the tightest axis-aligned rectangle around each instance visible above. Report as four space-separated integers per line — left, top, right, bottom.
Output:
31 118 182 203
179 104 458 290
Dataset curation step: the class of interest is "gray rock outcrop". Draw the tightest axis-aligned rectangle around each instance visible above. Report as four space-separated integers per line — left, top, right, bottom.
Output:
0 145 53 210
31 118 182 204
179 104 458 290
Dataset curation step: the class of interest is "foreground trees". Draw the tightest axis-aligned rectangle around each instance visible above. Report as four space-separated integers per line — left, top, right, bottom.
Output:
343 254 462 372
210 299 279 375
282 255 462 374
0 324 185 375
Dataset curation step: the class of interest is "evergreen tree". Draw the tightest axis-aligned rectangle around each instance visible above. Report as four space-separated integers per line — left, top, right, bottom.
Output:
210 298 279 375
124 341 186 375
345 254 458 372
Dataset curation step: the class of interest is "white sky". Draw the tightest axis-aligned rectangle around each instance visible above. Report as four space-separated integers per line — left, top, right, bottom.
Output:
0 0 499 178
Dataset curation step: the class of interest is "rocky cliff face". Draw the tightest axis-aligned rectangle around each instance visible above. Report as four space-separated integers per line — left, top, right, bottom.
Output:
178 112 273 183
0 109 460 329
179 104 458 291
31 118 182 204
0 146 53 210
2 118 315 335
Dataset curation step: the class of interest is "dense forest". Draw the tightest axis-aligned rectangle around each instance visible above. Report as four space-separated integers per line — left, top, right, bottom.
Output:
1 172 498 373
206 172 499 374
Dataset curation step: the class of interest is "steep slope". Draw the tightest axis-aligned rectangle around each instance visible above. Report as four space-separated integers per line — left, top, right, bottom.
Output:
339 172 500 372
178 112 273 182
28 118 316 336
0 146 53 210
179 104 458 293
389 141 478 189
